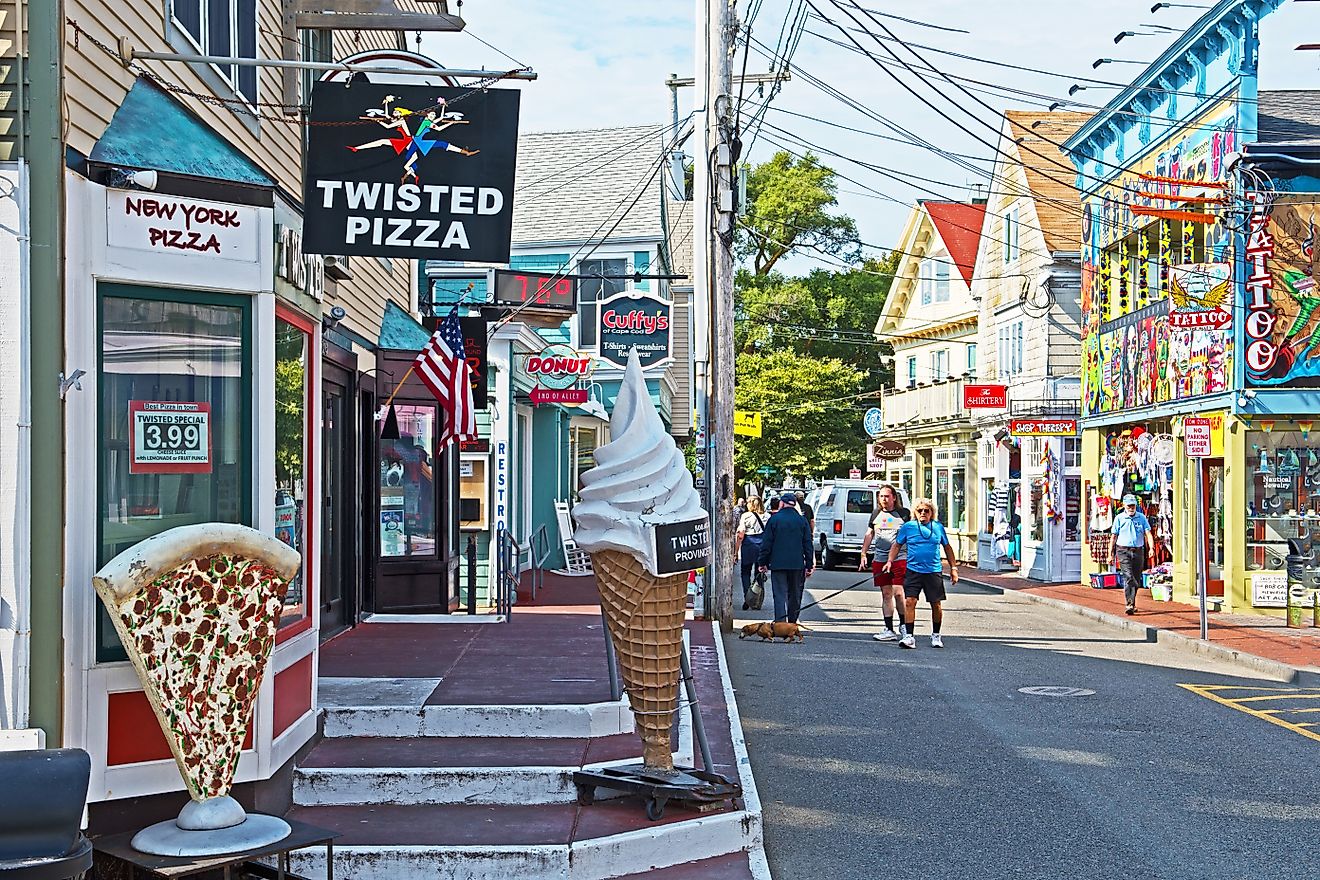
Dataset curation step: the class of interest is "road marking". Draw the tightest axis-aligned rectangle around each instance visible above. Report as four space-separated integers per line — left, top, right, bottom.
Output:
1179 684 1320 744
1017 686 1096 697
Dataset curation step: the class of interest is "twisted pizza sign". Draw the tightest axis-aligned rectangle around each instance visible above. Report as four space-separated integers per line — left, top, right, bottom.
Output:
303 82 520 262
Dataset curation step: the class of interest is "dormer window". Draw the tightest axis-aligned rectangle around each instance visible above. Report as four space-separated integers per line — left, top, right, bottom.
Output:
919 258 951 306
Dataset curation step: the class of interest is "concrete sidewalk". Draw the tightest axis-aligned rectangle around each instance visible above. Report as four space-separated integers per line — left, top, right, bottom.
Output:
961 568 1320 685
288 571 768 879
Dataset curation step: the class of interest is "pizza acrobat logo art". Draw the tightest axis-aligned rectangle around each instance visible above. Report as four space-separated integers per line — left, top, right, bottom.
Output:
348 95 481 183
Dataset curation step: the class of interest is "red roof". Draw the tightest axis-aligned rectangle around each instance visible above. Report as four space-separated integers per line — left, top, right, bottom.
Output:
922 201 987 286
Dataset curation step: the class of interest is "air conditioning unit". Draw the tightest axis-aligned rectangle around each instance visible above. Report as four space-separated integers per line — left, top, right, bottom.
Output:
324 255 353 281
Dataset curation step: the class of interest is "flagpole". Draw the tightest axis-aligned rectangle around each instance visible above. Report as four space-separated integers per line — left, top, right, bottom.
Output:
380 365 416 410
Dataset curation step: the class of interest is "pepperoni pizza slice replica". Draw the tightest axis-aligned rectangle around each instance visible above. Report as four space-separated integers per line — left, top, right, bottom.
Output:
93 524 301 803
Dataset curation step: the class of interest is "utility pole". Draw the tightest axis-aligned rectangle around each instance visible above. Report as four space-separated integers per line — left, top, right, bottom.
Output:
691 0 713 622
709 0 738 632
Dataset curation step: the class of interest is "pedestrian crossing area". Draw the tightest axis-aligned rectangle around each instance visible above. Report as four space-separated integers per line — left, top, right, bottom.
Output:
1179 684 1320 743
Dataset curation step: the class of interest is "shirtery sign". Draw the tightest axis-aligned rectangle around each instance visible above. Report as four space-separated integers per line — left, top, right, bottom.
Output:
597 294 672 368
303 82 520 262
107 191 258 262
962 384 1008 409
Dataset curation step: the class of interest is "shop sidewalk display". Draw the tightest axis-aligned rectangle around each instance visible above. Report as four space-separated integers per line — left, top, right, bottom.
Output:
91 524 301 856
572 349 710 770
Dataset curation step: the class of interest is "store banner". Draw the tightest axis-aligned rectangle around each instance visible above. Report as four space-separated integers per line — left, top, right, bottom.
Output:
597 294 672 368
1009 418 1077 437
303 82 520 262
1168 263 1231 330
1246 194 1320 387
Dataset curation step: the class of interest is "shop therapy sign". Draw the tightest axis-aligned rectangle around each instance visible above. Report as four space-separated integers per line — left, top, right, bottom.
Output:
303 82 520 262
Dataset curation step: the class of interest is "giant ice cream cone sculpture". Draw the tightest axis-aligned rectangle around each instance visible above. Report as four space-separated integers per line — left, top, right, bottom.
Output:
573 349 710 770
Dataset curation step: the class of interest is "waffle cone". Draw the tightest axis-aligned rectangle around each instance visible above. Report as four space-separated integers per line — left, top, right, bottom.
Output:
592 548 688 770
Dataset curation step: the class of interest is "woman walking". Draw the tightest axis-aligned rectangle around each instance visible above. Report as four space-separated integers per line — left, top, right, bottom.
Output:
884 498 959 649
736 496 768 610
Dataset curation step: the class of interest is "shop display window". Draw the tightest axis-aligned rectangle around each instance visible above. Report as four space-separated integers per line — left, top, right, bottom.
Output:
1245 428 1320 571
1065 477 1081 543
97 287 251 662
459 457 488 530
273 312 311 631
379 405 438 557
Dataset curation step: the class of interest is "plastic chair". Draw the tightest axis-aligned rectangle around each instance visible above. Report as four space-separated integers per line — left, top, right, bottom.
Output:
0 749 93 879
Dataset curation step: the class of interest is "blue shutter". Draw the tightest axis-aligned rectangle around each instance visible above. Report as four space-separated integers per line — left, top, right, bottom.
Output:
633 251 651 290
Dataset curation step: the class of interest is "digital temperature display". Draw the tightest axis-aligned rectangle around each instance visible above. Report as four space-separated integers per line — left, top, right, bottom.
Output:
493 269 577 311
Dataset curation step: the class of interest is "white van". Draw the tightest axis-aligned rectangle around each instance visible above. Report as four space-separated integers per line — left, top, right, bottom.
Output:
813 480 911 569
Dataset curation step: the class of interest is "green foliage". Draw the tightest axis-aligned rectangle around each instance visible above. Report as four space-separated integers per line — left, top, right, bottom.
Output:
736 151 861 276
734 350 866 479
274 325 306 486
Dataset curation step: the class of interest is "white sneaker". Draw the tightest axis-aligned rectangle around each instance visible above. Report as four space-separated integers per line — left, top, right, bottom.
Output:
899 634 916 649
873 629 899 642
930 634 944 649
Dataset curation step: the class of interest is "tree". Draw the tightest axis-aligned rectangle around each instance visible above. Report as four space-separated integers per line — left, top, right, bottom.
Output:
733 349 867 480
736 151 861 276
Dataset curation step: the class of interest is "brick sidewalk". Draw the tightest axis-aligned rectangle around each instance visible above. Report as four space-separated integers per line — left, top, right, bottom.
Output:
961 568 1320 677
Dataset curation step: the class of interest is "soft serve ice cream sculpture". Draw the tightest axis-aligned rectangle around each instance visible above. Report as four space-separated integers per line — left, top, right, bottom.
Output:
573 348 708 770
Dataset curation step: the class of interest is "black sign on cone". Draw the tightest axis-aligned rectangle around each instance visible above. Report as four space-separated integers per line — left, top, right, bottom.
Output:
379 404 401 441
303 82 520 262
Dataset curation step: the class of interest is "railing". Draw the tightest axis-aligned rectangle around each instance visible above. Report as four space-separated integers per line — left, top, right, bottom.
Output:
494 528 520 620
1010 398 1080 417
527 524 551 600
882 378 972 431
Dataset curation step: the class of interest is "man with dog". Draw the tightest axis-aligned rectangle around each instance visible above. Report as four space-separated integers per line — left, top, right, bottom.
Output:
757 493 815 624
884 497 959 649
858 483 910 642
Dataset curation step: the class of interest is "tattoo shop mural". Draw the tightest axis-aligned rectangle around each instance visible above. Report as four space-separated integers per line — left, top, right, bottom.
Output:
1246 193 1320 387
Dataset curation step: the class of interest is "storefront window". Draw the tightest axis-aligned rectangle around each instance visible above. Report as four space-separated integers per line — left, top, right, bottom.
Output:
379 405 437 557
574 426 599 492
97 288 250 661
1065 476 1081 542
1030 480 1045 542
1245 428 1317 571
274 314 310 630
951 468 965 531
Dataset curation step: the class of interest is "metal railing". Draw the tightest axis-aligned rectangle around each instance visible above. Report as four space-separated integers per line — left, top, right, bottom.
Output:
494 528 520 619
527 524 551 600
1009 398 1081 417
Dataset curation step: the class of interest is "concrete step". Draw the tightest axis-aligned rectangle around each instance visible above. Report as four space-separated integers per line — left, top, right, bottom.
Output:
321 698 635 739
285 801 760 880
295 725 694 807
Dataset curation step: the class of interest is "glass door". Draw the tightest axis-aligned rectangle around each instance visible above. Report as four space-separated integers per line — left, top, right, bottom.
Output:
320 367 351 638
374 403 448 612
1203 460 1225 596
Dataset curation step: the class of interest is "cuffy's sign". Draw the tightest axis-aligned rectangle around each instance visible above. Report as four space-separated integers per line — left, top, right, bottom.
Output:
597 294 672 368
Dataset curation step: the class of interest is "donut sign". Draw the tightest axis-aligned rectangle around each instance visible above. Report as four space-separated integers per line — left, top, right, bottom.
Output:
524 344 595 390
597 293 672 368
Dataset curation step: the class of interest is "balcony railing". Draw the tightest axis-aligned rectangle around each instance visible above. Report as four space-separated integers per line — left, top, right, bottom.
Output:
1009 398 1080 418
882 379 972 431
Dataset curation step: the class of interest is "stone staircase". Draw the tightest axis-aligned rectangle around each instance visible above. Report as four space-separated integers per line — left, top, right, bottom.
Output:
284 628 767 879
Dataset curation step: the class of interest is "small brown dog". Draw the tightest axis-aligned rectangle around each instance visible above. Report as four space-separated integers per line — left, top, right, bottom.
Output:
737 621 806 643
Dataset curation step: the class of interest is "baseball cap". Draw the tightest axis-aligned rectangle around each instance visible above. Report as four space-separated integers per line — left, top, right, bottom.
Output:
780 492 798 506
1122 494 1139 506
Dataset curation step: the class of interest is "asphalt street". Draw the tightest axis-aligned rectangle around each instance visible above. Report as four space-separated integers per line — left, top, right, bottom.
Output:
724 566 1320 880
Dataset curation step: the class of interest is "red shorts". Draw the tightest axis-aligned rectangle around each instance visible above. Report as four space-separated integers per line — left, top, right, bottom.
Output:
871 559 907 588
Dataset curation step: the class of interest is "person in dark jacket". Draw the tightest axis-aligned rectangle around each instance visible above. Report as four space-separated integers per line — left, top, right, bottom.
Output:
757 493 815 623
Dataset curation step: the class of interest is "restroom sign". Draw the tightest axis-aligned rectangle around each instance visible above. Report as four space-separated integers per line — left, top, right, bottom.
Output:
1184 417 1213 458
129 401 212 473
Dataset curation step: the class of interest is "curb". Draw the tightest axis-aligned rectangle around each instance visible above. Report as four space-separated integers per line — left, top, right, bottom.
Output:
960 575 1317 686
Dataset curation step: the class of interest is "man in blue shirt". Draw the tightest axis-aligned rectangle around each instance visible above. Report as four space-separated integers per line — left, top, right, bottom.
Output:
757 493 815 624
1108 494 1154 615
885 498 959 649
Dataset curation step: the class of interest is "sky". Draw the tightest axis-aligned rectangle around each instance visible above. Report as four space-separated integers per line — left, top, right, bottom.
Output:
424 0 1320 275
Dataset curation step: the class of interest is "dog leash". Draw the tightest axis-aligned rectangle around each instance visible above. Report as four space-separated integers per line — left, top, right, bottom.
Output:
789 574 873 617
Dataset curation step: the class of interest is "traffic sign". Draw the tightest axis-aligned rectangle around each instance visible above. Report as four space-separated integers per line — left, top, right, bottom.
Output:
756 466 776 476
849 468 862 479
1185 417 1213 458
863 407 884 438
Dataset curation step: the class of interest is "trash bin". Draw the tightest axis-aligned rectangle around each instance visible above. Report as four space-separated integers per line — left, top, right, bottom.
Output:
1286 584 1311 629
0 749 93 879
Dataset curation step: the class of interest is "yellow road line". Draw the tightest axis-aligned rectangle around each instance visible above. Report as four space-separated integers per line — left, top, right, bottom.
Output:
1179 684 1320 744
1259 707 1320 715
1230 693 1320 704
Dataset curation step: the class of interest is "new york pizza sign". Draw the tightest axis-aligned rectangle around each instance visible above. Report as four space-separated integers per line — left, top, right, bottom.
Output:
303 82 520 262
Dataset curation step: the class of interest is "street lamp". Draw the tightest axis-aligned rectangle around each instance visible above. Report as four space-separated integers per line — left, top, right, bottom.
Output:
1093 57 1148 69
1150 2 1209 11
1068 83 1087 96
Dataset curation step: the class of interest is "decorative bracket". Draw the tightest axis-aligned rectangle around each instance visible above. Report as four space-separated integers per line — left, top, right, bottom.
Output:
59 369 86 400
281 0 466 112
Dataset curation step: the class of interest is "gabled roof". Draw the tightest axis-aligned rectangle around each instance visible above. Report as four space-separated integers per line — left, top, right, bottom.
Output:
1003 111 1090 253
512 125 667 246
922 201 987 285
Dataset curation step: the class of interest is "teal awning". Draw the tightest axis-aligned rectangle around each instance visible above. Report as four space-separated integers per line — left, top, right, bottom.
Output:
90 78 274 187
378 301 431 351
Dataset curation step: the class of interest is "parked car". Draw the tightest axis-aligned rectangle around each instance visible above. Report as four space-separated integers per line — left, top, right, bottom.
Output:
813 480 912 569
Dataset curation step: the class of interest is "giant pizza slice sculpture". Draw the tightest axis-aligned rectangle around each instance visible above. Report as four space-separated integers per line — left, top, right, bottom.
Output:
92 523 301 856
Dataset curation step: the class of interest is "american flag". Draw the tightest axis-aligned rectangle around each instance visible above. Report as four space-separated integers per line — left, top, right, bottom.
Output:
414 308 476 446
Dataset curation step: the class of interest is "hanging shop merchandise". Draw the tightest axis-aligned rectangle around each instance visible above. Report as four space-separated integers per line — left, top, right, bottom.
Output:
302 82 520 262
1091 425 1176 564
